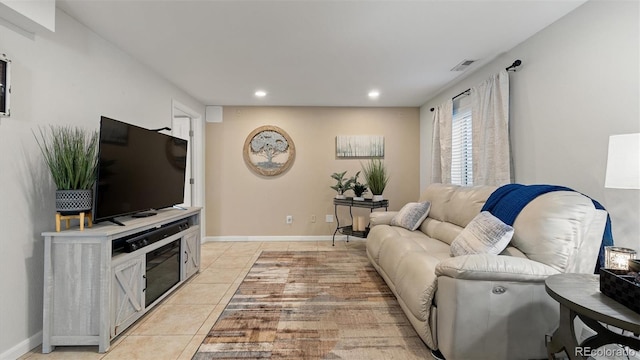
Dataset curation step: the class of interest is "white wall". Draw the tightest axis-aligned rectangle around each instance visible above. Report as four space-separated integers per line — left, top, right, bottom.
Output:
421 0 640 250
0 9 204 358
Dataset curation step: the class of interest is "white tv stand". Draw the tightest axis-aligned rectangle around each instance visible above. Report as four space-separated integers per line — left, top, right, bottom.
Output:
41 207 201 353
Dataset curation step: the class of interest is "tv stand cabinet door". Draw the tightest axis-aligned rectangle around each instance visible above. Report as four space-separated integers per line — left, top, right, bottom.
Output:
182 231 200 280
111 255 145 338
42 237 109 354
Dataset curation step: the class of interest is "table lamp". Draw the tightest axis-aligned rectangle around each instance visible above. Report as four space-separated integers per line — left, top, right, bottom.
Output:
604 133 640 270
605 133 640 189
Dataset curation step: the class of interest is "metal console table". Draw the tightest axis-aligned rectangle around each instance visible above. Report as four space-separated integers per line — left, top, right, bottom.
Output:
332 197 388 246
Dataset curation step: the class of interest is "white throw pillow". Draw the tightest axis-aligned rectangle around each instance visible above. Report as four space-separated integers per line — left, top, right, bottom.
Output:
450 211 514 257
390 201 431 231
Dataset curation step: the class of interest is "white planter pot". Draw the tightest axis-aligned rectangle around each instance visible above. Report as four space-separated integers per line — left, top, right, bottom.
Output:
372 195 384 202
353 196 364 201
335 194 346 199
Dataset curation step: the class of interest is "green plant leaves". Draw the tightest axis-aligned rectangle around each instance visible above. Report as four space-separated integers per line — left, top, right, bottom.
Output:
361 159 389 195
34 125 98 190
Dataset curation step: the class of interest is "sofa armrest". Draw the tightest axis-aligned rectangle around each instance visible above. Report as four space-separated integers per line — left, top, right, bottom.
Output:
435 254 560 282
369 211 398 227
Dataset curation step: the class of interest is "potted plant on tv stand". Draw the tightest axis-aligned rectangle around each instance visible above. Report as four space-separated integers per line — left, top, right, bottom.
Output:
34 125 98 216
362 159 389 202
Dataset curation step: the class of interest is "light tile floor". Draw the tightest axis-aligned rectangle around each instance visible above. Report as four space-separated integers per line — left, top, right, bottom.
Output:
20 239 370 360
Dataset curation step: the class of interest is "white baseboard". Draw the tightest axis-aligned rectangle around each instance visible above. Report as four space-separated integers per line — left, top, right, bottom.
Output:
203 235 349 242
1 331 41 360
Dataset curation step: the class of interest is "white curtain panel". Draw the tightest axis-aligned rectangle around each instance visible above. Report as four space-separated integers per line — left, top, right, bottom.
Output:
471 70 511 186
430 100 453 183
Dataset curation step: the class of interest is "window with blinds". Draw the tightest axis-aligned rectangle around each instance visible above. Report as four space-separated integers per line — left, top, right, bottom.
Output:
451 96 473 186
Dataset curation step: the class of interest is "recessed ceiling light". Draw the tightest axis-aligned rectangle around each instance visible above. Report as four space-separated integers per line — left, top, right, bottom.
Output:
255 90 267 97
368 90 380 99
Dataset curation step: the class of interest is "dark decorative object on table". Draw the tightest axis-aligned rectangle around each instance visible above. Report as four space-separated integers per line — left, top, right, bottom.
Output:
599 267 640 314
629 259 640 284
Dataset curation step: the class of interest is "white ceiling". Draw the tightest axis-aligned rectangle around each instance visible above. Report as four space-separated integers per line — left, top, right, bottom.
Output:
57 0 587 107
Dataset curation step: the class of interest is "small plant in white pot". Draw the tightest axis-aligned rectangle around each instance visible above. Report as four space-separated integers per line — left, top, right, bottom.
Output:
34 125 99 214
362 159 389 202
330 171 355 199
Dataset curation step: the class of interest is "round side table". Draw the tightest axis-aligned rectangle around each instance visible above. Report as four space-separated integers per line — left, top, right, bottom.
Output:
545 273 640 360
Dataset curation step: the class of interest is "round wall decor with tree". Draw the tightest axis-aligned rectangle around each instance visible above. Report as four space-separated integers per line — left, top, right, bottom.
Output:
243 125 296 176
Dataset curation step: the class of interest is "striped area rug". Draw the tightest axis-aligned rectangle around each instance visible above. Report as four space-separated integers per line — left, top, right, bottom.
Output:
193 250 430 359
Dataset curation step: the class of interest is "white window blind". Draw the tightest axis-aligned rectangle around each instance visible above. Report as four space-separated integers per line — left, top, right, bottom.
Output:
451 96 473 186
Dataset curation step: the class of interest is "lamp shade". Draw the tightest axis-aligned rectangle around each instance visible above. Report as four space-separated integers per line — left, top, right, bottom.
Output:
605 133 640 189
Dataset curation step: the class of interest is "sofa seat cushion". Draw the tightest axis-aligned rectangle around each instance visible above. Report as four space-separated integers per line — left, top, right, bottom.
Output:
367 225 414 264
368 224 451 267
390 227 451 256
378 235 427 284
394 252 440 322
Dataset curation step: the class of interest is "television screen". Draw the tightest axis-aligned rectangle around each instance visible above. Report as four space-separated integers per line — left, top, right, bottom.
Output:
93 116 188 223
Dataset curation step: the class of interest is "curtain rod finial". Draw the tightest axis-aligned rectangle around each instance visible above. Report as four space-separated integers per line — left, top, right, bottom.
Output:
506 59 522 72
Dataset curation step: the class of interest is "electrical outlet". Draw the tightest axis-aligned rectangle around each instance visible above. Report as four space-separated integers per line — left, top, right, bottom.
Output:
325 214 334 223
286 215 293 224
311 215 316 223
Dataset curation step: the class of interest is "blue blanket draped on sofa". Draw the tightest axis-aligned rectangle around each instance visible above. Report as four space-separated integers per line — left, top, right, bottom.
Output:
481 184 613 272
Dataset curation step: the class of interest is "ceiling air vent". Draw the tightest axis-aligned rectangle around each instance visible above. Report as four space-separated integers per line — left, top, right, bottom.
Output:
450 59 475 72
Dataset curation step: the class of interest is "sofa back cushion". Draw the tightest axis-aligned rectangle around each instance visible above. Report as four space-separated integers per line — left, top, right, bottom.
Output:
418 184 496 245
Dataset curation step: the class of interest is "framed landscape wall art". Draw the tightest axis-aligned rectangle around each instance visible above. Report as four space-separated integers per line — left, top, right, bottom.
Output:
336 135 384 158
243 125 296 176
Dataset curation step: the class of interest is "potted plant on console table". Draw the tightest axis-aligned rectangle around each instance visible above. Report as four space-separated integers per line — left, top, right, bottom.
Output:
34 125 98 227
351 171 368 201
362 159 389 202
330 171 356 199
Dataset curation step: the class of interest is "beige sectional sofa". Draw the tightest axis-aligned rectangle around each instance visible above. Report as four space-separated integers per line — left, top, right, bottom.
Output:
366 183 607 360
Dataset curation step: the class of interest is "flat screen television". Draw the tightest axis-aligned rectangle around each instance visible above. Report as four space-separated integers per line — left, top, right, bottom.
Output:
93 116 188 224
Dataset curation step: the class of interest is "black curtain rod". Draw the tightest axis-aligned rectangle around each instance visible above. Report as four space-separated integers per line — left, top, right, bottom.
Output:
430 59 523 111
429 89 469 112
452 88 470 101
